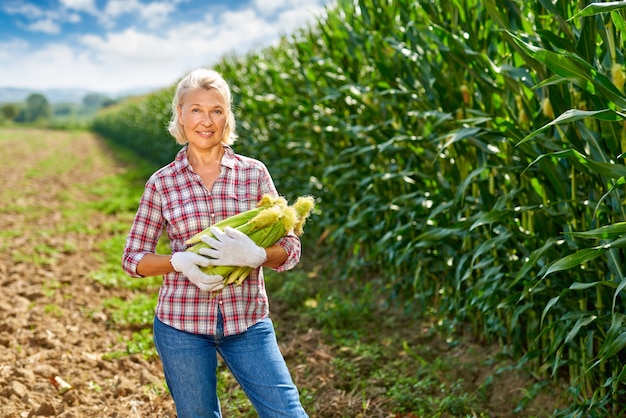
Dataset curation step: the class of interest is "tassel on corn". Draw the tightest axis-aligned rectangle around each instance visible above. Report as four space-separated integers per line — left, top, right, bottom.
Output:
185 194 315 288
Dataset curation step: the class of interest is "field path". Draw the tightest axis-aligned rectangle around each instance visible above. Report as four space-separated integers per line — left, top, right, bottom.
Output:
0 128 181 416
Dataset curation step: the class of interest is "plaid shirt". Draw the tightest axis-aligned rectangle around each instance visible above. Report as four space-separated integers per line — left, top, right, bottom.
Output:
122 145 301 336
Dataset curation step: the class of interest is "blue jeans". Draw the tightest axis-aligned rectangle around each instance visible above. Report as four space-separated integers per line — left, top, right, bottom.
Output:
153 314 308 418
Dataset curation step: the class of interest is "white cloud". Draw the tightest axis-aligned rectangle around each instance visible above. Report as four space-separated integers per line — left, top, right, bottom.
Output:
3 1 82 34
0 0 329 93
0 39 30 62
102 0 140 17
0 42 96 88
59 0 98 14
138 1 180 29
67 13 82 23
81 27 198 65
2 2 46 18
100 0 181 29
252 0 318 15
24 18 61 34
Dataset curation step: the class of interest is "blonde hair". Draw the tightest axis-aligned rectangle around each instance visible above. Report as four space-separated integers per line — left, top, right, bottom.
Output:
167 68 237 145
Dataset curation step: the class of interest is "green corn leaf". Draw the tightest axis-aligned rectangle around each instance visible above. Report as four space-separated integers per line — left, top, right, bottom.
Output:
569 281 602 291
524 148 626 179
569 1 626 20
511 238 558 291
542 295 564 326
597 314 626 360
598 332 626 361
508 33 589 80
564 315 597 345
601 235 626 248
611 9 626 33
509 33 626 107
542 247 605 278
613 277 626 314
469 209 512 231
415 227 462 245
518 109 626 146
566 222 626 239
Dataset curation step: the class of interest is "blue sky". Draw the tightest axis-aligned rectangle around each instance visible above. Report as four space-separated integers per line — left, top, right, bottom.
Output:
0 0 330 94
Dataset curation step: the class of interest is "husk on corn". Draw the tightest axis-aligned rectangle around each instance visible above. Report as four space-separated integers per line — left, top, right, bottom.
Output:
185 194 315 288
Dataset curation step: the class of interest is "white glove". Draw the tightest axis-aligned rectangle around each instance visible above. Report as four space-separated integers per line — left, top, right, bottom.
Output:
198 226 267 268
170 252 224 292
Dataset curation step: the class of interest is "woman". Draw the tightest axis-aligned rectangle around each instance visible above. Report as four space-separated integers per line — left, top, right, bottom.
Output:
122 68 308 417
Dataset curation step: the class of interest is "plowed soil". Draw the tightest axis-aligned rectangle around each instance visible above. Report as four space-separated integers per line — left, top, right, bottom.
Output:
0 128 563 417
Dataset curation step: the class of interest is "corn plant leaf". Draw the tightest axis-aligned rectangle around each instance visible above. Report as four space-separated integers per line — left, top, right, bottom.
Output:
456 167 488 204
469 209 512 231
415 227 461 245
594 177 626 220
597 314 626 360
436 127 482 149
541 295 564 326
541 283 601 326
613 277 626 314
508 33 589 80
565 314 598 345
518 109 625 146
509 33 626 108
599 235 626 248
611 10 626 33
525 148 626 179
598 332 626 361
605 248 625 292
566 222 626 239
511 238 557 291
542 247 605 278
534 74 572 89
569 1 626 20
569 281 602 291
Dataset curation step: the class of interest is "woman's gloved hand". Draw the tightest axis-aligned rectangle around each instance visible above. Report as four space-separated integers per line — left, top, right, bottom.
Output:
170 252 224 292
199 226 267 268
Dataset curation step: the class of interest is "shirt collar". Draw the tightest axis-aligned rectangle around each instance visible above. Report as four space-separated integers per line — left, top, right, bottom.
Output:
174 144 236 172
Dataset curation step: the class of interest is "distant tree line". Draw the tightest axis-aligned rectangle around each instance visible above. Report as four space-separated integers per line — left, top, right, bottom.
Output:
0 93 117 124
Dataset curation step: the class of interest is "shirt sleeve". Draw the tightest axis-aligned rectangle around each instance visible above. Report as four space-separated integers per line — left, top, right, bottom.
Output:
122 179 165 277
272 233 301 272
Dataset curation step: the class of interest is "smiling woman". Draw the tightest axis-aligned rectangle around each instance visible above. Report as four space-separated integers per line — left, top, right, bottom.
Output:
178 89 228 146
122 68 310 418
167 68 237 146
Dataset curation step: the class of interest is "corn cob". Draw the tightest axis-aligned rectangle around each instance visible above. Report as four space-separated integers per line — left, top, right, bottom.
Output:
185 202 273 246
186 194 315 288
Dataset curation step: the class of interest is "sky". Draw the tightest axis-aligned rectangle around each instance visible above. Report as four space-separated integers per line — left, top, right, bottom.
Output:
0 0 330 95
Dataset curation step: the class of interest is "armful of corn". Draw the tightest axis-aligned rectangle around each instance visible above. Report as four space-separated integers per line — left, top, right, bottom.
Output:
185 194 315 287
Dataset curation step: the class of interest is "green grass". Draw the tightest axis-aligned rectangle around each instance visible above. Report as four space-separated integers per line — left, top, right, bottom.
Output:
44 304 64 317
102 294 157 328
265 268 497 416
101 329 159 360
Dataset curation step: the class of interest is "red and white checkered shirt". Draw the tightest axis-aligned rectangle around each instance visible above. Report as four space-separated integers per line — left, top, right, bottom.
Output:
122 145 301 336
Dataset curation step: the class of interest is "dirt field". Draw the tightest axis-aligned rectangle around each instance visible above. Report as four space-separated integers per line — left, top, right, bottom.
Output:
0 128 564 417
0 129 174 417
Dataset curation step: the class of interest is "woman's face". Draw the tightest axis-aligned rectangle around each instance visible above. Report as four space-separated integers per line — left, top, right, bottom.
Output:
177 87 227 149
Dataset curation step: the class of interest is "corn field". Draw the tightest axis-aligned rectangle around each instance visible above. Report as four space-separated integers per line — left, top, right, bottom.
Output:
92 0 626 415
